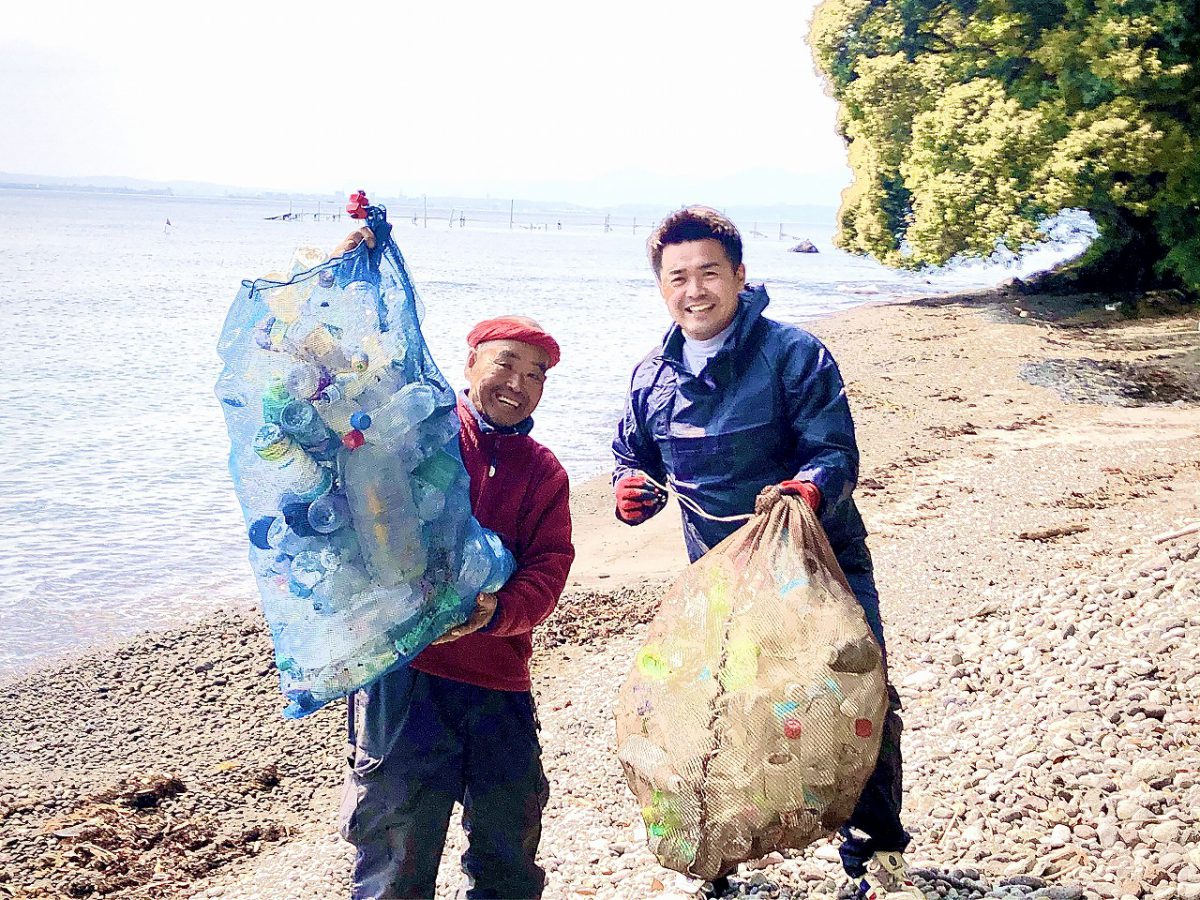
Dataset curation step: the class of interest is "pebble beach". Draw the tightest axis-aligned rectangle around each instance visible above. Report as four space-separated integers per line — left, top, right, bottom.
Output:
2 288 1199 900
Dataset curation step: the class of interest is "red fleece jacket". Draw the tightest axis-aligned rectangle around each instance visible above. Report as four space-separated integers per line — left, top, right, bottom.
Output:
411 396 574 692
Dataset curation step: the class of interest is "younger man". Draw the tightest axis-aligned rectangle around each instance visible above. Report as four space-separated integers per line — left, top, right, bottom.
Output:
612 207 918 898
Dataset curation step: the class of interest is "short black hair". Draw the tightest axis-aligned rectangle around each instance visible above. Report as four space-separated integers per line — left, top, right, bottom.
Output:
647 206 743 277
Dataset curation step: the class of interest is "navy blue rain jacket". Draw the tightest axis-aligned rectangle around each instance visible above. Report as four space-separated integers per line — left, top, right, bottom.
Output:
612 285 871 570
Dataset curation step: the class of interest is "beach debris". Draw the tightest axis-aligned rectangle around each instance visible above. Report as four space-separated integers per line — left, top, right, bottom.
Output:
615 494 886 880
27 772 287 898
1153 520 1200 543
1017 523 1089 542
216 197 515 718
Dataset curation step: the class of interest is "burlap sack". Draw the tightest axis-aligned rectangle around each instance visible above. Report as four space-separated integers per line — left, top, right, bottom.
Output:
614 491 887 880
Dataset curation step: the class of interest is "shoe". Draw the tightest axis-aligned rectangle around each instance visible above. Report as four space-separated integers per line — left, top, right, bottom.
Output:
854 871 889 900
872 851 924 897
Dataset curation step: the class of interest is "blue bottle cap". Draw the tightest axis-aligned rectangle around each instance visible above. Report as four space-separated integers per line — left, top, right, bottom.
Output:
350 411 372 430
282 502 320 537
249 516 275 550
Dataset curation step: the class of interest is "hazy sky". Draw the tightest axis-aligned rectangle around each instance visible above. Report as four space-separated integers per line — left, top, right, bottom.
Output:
2 0 852 204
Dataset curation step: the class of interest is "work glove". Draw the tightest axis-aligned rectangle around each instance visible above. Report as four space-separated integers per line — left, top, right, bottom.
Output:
615 472 667 525
778 479 821 513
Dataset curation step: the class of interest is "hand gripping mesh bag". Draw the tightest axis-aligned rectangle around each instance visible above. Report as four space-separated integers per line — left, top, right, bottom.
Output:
614 491 887 880
216 201 514 718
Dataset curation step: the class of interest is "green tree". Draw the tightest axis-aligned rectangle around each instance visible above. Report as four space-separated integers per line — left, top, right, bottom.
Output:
810 0 1200 293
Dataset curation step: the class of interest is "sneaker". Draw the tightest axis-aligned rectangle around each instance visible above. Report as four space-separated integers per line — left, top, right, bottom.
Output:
872 851 924 897
854 871 889 900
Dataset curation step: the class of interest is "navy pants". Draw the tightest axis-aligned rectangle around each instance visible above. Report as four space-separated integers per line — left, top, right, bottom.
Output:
840 560 912 878
339 668 549 899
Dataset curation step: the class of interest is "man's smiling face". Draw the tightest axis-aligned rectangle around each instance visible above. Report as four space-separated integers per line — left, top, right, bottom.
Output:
465 339 550 427
658 238 746 341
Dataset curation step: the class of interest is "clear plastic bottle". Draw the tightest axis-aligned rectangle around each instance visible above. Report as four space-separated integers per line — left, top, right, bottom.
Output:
412 448 461 493
363 383 436 443
313 382 362 435
253 424 332 502
310 561 371 614
355 361 405 409
455 520 516 598
285 363 325 402
412 481 446 522
341 443 426 586
307 493 350 534
280 399 339 458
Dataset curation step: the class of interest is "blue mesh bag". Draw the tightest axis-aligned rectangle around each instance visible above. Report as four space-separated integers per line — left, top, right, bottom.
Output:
216 199 515 718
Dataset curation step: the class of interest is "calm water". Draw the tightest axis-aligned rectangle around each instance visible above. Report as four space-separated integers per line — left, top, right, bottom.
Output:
0 189 1080 676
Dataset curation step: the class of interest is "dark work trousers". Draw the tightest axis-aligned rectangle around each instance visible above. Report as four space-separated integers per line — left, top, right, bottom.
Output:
839 565 912 878
339 667 550 900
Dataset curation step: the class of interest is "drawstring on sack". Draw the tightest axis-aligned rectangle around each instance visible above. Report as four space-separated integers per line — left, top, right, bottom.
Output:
640 473 754 524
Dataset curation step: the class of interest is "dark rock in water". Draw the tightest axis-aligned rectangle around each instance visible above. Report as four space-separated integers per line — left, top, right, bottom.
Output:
789 240 819 253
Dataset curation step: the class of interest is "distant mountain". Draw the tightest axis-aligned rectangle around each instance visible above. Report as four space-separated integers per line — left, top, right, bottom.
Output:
0 169 843 221
0 172 343 202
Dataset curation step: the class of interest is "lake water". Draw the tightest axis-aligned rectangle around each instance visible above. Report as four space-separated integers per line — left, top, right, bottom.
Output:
0 189 1082 676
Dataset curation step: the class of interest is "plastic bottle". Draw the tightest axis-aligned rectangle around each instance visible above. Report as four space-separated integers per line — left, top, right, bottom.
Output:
280 399 339 458
341 443 426 586
280 582 420 672
253 424 332 502
285 363 325 402
618 735 683 792
478 529 515 593
340 281 383 336
355 361 404 409
249 516 276 550
307 493 351 534
281 500 321 537
261 378 292 425
455 522 516 598
414 406 461 459
310 561 371 614
290 547 340 594
278 613 358 671
455 522 493 599
412 481 446 522
293 323 349 371
412 449 460 493
313 382 362 435
364 383 437 443
267 517 320 559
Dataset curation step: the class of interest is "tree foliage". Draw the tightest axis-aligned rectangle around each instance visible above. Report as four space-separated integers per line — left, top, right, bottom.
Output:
809 0 1200 292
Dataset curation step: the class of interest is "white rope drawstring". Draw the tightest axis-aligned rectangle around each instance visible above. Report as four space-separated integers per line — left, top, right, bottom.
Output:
640 472 754 524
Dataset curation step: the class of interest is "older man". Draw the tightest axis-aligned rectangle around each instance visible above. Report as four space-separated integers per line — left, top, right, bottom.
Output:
611 207 918 899
334 228 574 900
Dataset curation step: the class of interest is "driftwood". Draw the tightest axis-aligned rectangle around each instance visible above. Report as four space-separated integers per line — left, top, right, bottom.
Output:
1018 524 1089 542
1153 521 1200 544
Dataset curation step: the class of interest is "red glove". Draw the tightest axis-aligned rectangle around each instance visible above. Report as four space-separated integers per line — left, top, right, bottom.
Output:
615 473 667 525
779 479 821 513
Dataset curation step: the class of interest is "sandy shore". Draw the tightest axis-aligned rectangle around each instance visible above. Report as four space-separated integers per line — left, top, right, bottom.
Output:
2 288 1198 900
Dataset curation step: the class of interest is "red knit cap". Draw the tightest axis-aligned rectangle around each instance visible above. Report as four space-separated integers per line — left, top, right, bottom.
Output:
466 316 561 369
